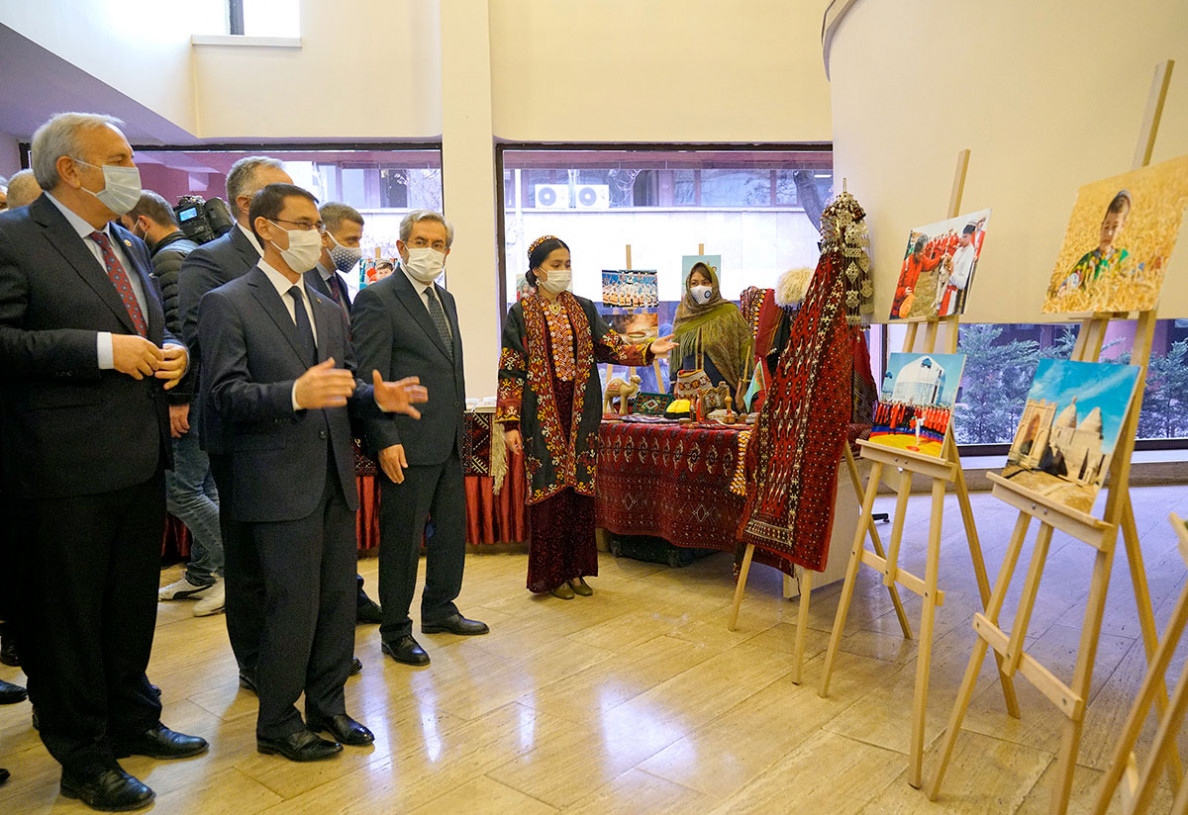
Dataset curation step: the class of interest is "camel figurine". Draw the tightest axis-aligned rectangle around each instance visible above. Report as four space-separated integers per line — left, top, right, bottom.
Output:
603 374 642 416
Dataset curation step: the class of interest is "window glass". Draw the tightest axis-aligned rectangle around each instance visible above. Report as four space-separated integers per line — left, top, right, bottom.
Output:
132 146 441 297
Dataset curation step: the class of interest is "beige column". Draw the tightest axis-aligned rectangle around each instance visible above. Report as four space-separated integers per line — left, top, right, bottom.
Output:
439 0 499 398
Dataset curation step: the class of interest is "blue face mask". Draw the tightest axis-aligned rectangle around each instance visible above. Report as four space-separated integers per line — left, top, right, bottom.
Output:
328 232 363 272
74 158 142 216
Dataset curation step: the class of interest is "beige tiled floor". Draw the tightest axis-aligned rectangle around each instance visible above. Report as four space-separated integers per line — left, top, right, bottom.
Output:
1 485 1186 813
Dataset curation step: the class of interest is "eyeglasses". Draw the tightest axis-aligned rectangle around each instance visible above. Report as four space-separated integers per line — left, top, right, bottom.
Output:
272 218 326 234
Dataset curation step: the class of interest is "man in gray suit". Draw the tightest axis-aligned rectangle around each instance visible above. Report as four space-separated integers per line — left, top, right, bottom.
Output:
351 210 488 666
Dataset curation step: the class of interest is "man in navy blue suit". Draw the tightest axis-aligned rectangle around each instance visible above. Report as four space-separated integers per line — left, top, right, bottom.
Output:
0 112 206 811
198 184 426 762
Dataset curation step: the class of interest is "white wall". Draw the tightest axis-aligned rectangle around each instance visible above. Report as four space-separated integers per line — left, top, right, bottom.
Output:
191 0 442 140
828 0 1188 322
488 0 832 142
0 0 214 135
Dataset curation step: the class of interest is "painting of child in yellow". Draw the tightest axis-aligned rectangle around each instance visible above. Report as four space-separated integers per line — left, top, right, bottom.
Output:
1054 190 1131 297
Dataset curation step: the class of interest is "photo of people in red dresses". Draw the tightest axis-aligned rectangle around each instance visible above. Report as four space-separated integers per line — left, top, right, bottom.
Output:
889 209 990 320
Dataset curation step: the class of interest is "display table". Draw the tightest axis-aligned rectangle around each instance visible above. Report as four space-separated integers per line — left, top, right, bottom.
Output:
594 418 857 596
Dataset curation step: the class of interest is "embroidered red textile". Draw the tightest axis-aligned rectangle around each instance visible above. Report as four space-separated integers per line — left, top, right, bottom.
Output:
737 250 855 573
595 421 794 577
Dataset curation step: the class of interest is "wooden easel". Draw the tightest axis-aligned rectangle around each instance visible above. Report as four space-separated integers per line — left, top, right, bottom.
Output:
815 149 1021 791
1091 513 1188 815
727 178 914 687
927 60 1180 815
605 244 665 393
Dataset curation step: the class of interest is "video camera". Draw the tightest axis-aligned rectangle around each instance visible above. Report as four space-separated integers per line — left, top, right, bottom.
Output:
174 195 234 245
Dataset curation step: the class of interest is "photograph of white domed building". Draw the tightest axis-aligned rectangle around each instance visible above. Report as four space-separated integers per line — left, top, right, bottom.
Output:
869 352 966 458
1003 359 1141 513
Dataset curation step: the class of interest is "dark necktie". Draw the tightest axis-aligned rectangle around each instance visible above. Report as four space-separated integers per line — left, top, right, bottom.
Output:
327 274 350 316
424 285 453 356
89 231 148 337
288 286 317 365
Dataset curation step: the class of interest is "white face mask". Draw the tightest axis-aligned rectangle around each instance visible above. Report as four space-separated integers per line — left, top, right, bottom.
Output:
327 233 363 273
74 159 142 216
538 268 572 295
269 221 323 273
690 284 714 304
403 246 446 284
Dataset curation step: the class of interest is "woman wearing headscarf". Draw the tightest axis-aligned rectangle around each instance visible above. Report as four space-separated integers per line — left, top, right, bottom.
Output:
496 236 676 599
669 262 752 391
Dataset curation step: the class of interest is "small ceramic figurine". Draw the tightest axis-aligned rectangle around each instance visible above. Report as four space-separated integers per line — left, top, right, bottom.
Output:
603 374 642 416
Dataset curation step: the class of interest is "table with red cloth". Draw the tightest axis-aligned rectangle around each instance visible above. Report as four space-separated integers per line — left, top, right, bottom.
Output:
595 419 796 577
163 410 530 559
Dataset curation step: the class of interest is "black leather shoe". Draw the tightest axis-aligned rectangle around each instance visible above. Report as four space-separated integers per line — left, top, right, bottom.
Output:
356 599 382 625
114 724 208 760
350 657 363 676
60 767 154 811
0 633 18 667
150 684 161 699
239 672 257 694
0 678 27 705
381 635 430 666
421 613 490 636
0 767 9 786
257 728 342 762
308 713 374 746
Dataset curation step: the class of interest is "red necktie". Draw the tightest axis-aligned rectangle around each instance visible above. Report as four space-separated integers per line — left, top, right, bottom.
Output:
90 231 147 337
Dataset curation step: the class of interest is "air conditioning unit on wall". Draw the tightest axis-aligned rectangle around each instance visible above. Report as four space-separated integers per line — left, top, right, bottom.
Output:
574 184 610 209
534 184 571 209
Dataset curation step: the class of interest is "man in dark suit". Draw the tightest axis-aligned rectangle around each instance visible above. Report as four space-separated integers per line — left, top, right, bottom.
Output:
177 160 378 686
0 113 206 811
198 183 426 762
352 210 488 667
306 201 362 317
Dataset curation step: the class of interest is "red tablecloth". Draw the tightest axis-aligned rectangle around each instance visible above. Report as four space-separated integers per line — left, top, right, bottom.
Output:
595 420 795 576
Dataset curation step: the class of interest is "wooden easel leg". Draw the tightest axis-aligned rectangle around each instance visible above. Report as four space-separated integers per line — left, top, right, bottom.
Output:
820 460 884 698
1093 580 1188 815
1004 524 1054 677
844 447 912 639
928 511 1032 801
881 470 913 589
1133 663 1188 813
954 459 1020 716
908 477 946 788
1051 545 1117 815
792 568 814 685
1121 492 1183 785
727 543 755 631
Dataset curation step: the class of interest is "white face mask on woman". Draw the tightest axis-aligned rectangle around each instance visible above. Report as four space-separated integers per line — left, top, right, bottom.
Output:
690 284 714 305
537 269 572 295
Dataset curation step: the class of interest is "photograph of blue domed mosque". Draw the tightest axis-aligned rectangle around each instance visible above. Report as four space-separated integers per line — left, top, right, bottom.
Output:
869 352 966 457
1003 358 1141 513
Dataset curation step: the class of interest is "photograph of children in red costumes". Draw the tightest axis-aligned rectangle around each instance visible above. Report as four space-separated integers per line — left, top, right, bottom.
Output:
868 352 966 459
889 209 990 319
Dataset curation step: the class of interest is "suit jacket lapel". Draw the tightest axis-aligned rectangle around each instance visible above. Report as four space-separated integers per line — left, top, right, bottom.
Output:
336 272 353 310
310 292 334 365
393 270 451 361
31 197 138 336
246 267 311 367
231 226 262 270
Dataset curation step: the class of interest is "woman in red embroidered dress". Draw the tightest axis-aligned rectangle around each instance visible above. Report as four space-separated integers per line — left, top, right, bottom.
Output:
497 236 676 599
